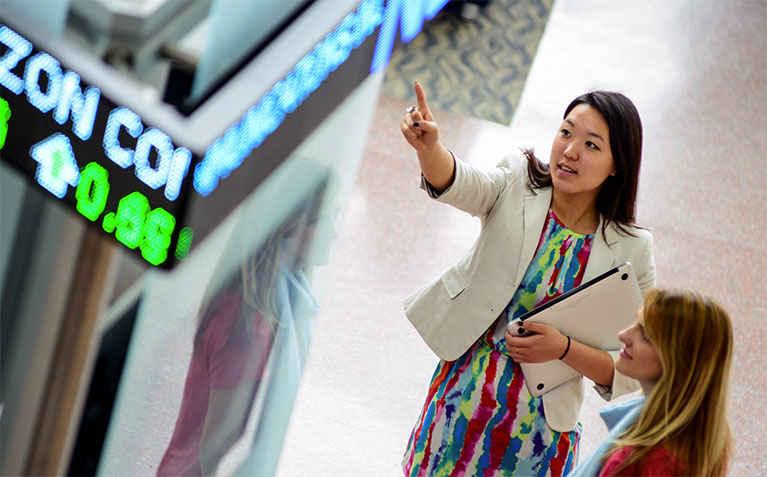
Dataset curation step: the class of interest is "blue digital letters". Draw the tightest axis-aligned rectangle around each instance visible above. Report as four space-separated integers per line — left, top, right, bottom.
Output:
0 26 32 95
370 0 449 73
102 107 191 200
193 0 448 196
1 0 448 200
0 26 101 142
0 25 191 201
192 0 385 196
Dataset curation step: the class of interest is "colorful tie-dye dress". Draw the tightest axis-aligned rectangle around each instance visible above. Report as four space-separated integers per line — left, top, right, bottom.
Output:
403 209 594 476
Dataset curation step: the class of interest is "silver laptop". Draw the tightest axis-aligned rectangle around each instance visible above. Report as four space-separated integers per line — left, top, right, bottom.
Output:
507 262 643 397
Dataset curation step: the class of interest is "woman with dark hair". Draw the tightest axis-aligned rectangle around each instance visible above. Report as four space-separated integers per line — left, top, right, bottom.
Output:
524 91 643 240
399 83 655 475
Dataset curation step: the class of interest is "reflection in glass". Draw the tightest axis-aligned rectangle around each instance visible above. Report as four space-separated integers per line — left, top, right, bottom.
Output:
157 167 335 476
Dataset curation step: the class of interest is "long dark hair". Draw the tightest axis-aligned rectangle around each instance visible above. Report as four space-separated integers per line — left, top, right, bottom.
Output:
524 90 644 238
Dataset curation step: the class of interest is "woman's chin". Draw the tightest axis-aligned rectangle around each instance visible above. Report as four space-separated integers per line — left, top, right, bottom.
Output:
614 359 630 377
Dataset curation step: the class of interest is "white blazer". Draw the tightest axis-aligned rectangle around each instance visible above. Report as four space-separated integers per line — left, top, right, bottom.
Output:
403 154 656 432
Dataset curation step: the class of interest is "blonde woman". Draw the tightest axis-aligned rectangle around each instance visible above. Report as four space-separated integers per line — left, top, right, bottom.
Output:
571 288 733 476
158 192 330 476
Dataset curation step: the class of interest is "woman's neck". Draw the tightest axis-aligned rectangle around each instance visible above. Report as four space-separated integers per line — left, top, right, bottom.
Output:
550 191 600 235
640 379 657 396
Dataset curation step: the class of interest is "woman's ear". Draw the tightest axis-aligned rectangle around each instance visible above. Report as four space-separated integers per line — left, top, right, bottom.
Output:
610 169 617 176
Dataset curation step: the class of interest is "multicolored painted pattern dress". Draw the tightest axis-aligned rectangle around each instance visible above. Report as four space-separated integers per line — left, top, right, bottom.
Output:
403 209 594 476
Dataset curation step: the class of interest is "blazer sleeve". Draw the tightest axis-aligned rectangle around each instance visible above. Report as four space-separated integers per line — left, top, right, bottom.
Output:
595 351 640 401
635 231 656 297
594 229 656 401
420 152 522 219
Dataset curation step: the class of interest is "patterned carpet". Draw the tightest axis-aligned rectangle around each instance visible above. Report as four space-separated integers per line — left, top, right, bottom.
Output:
381 0 554 125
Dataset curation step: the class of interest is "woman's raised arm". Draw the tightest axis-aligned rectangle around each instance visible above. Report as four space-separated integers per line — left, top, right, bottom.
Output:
400 81 455 192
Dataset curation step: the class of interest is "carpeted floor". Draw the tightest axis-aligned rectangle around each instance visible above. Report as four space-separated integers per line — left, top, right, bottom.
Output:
381 0 554 125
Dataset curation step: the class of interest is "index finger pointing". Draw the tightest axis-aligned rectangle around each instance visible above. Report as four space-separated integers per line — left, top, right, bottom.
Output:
414 81 430 111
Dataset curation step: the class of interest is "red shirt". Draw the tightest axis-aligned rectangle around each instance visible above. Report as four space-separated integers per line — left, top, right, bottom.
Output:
157 294 273 476
600 446 686 476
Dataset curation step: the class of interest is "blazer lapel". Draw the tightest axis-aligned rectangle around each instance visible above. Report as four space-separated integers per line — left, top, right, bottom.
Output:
514 188 616 285
514 187 552 287
583 216 617 281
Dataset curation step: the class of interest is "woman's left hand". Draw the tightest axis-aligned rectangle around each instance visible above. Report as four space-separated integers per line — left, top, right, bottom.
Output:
505 322 569 363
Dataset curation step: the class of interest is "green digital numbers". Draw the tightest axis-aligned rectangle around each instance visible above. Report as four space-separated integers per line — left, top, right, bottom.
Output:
175 227 193 261
101 190 186 266
102 212 117 233
0 97 9 150
141 208 176 266
75 163 110 221
113 192 150 249
70 160 188 266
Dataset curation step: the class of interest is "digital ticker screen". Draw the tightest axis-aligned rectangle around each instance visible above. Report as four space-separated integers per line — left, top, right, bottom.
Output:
0 24 198 267
0 0 448 269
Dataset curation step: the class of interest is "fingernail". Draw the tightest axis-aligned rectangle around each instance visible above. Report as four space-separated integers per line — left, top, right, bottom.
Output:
413 121 420 127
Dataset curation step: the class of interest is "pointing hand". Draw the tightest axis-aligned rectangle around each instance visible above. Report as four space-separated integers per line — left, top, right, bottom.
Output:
400 81 440 151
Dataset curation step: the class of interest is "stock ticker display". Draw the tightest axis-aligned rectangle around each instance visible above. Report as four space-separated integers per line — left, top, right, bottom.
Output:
0 0 447 268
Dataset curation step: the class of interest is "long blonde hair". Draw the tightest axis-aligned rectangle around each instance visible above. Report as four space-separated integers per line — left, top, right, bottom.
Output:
192 208 309 355
193 182 330 354
605 288 733 476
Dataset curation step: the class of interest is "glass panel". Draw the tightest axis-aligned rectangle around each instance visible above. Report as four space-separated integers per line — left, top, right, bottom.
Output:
98 71 382 475
0 164 26 293
0 163 88 476
0 0 71 37
58 0 319 112
191 0 306 102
